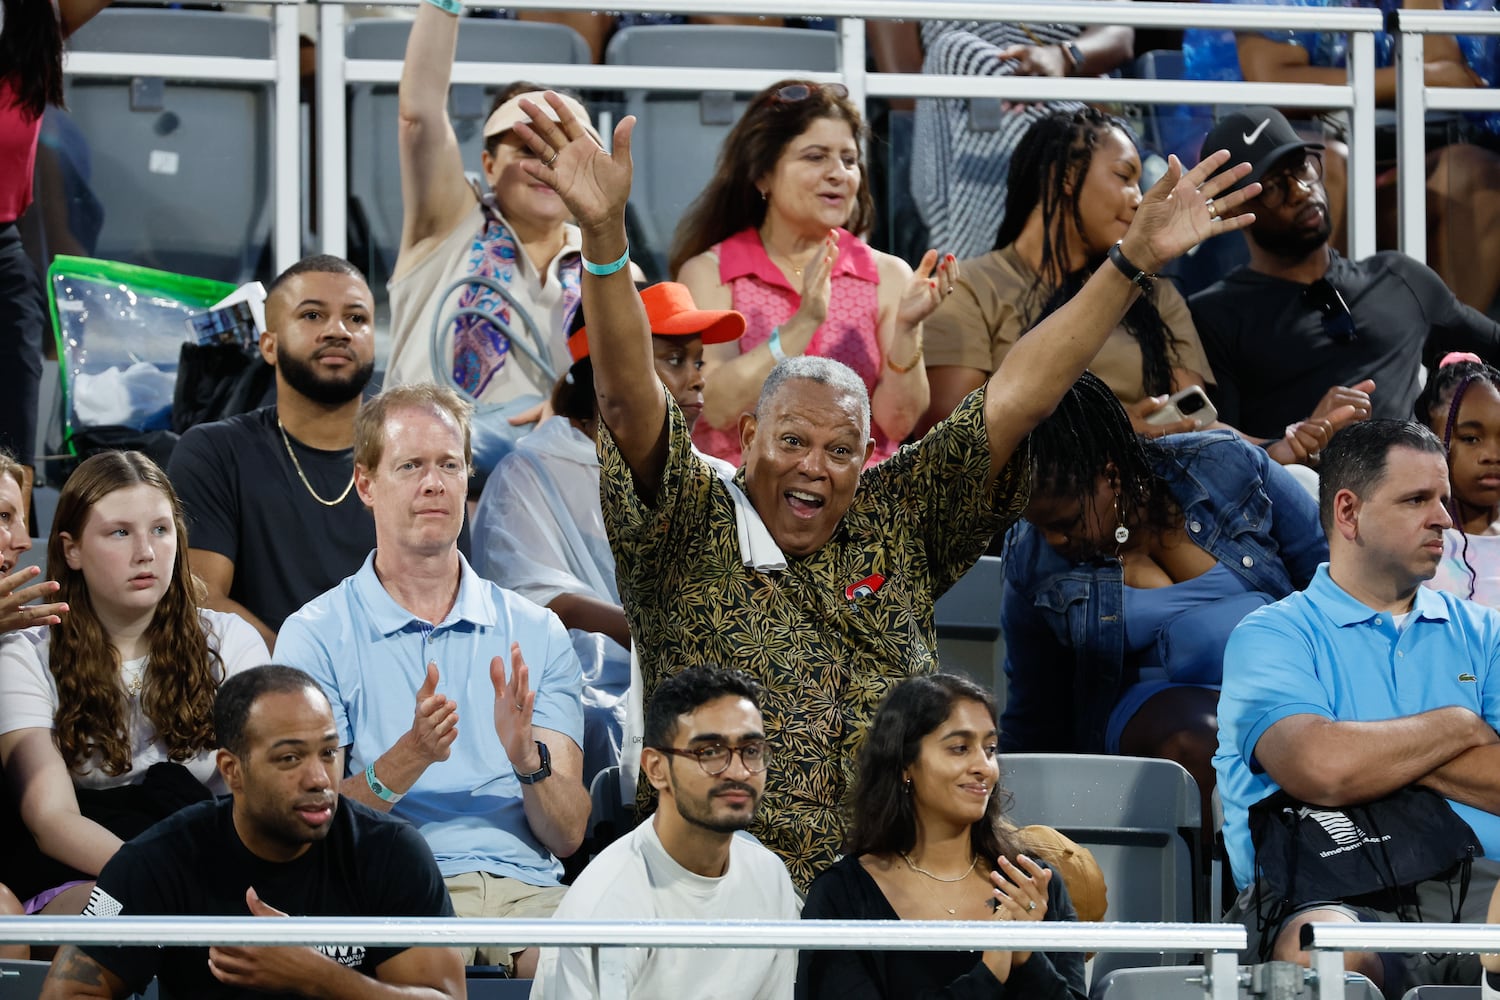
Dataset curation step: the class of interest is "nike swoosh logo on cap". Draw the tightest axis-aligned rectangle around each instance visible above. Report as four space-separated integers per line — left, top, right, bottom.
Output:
1242 118 1271 145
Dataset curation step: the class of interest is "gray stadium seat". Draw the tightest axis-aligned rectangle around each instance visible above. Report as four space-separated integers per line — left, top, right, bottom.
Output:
604 25 840 277
344 18 592 285
1001 753 1203 980
934 554 1006 701
63 9 275 284
1092 964 1382 1000
0 959 48 997
1400 990 1481 1000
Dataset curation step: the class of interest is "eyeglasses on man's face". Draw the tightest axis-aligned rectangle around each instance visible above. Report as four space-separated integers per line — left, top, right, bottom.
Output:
1258 152 1324 209
652 740 773 775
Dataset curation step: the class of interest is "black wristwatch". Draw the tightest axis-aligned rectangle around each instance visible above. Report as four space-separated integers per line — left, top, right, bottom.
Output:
516 741 552 785
1063 41 1086 76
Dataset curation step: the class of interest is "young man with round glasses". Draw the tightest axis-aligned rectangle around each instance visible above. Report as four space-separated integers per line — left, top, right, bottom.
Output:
532 666 798 1000
1190 106 1500 445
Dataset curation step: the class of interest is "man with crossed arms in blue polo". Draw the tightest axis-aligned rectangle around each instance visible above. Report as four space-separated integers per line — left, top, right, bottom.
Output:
1217 418 1500 996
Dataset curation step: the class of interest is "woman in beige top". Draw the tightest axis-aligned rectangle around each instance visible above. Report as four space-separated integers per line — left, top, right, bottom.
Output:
919 109 1358 466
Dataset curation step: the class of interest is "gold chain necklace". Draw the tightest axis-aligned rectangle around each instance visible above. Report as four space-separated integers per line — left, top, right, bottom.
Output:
277 418 355 507
899 851 979 883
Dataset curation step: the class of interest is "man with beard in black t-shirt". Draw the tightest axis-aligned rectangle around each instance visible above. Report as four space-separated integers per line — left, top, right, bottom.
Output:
40 666 464 1000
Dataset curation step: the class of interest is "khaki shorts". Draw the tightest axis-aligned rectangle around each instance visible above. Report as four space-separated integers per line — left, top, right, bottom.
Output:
445 871 568 969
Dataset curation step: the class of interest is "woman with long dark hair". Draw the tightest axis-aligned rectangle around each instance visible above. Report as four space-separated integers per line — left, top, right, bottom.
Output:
673 78 954 467
0 0 111 517
919 109 1210 438
0 451 267 912
1001 372 1326 815
798 673 1086 999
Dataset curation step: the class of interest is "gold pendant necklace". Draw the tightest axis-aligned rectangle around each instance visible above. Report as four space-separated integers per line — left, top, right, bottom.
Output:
277 418 355 508
900 852 980 915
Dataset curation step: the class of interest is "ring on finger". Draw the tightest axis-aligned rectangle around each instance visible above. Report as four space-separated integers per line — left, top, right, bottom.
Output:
1027 901 1037 912
1205 196 1217 219
545 151 560 168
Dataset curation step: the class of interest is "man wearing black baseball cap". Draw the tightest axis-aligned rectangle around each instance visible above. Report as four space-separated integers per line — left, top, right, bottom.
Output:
1189 106 1500 442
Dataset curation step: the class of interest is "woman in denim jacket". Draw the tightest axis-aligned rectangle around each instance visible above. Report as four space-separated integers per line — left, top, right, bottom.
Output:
1000 373 1326 806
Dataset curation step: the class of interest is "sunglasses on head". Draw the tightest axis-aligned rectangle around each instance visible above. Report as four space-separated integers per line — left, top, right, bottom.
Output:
1303 278 1357 343
767 82 849 106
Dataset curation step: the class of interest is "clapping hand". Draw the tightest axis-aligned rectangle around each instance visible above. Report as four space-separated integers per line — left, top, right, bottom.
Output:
897 250 960 331
490 643 539 775
515 92 634 233
1120 150 1259 277
410 662 459 765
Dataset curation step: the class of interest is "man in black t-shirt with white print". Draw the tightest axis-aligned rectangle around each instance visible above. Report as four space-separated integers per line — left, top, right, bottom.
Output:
40 666 464 1000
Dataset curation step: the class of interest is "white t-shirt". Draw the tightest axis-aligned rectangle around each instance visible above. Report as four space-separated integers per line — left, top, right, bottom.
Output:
1425 527 1500 611
0 609 268 792
532 820 800 1000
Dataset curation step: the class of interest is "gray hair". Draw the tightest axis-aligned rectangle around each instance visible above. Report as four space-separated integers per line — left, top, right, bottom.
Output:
754 356 871 439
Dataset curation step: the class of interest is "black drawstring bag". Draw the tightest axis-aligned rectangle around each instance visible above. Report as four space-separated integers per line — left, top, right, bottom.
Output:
1248 785 1480 958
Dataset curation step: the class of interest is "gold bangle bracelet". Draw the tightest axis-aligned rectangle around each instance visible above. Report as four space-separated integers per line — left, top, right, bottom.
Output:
886 341 924 375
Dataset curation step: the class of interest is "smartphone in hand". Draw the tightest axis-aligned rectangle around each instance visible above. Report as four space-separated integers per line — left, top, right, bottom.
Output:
1144 385 1218 428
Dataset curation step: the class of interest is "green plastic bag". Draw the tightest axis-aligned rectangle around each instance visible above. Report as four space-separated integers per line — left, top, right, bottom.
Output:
46 255 237 454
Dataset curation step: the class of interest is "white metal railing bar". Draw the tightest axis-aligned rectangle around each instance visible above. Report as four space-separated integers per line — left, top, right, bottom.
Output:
1303 922 1500 1000
0 916 1245 952
315 0 1385 263
1391 8 1500 264
59 0 303 276
0 917 1249 1000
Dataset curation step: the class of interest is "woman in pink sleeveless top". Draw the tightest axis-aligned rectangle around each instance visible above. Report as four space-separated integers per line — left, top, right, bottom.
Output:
673 79 956 466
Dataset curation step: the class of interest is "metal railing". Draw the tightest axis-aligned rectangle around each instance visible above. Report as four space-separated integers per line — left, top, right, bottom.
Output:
59 0 303 275
314 0 1387 264
1303 921 1500 1000
0 915 1248 1000
1391 7 1500 264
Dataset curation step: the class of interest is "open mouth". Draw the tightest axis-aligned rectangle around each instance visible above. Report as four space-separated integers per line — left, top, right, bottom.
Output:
295 801 335 826
785 489 825 519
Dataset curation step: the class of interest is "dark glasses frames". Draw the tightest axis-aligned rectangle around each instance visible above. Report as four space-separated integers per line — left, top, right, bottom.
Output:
1304 278 1357 343
768 82 849 106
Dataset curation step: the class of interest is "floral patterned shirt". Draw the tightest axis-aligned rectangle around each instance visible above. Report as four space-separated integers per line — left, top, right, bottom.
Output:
599 385 1030 888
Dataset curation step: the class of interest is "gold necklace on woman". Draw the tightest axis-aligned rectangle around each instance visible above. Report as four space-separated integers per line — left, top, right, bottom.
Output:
899 851 979 883
277 418 355 507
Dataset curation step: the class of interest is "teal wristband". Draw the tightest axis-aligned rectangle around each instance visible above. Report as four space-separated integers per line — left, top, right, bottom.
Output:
582 247 631 277
767 327 789 364
420 0 462 14
365 762 403 804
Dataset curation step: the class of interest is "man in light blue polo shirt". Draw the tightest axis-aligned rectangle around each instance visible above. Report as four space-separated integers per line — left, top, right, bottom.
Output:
276 383 589 978
1217 418 1500 994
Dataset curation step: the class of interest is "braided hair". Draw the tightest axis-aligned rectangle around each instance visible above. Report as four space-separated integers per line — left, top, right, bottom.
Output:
1414 356 1500 598
995 109 1180 398
1023 371 1176 552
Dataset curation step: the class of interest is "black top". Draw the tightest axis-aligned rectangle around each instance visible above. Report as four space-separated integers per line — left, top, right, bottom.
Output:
169 406 376 631
796 854 1088 1000
80 797 453 999
1188 250 1500 439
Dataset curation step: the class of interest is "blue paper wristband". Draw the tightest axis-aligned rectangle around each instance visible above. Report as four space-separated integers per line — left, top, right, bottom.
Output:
582 247 631 277
419 0 462 14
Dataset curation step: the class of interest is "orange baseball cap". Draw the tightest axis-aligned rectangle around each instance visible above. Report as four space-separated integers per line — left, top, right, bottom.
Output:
569 281 746 363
